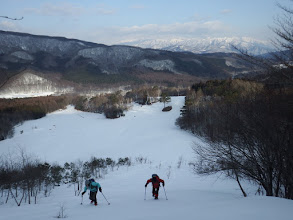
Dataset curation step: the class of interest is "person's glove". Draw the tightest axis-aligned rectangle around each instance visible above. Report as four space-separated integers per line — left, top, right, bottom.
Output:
145 184 147 187
162 182 165 187
82 191 86 196
99 188 102 192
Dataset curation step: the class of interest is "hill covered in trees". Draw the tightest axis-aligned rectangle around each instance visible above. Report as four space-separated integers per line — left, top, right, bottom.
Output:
0 30 255 93
176 78 293 199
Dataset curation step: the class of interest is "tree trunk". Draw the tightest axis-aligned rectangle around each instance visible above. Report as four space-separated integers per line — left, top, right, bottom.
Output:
235 172 247 197
5 189 10 203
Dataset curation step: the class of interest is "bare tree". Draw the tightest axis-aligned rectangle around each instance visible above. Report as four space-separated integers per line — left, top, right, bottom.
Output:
186 82 293 199
160 92 171 108
269 0 293 82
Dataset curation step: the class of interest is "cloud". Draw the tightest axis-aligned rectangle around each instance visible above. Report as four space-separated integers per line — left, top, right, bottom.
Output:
119 20 230 35
0 20 20 31
130 5 146 10
4 12 232 46
191 13 211 22
23 3 85 16
22 3 116 17
82 20 233 45
220 9 232 14
94 7 116 15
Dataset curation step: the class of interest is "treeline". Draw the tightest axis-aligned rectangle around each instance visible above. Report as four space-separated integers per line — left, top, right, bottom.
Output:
72 85 180 117
0 95 72 140
0 151 144 206
0 85 186 140
176 79 293 199
125 85 184 105
74 91 129 119
0 151 64 206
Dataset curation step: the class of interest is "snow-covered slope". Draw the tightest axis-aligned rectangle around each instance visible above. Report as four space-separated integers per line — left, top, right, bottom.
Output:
0 97 292 220
0 71 74 98
120 37 274 55
0 97 194 164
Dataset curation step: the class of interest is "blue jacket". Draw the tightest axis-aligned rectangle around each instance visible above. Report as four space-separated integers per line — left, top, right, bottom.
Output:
84 182 101 192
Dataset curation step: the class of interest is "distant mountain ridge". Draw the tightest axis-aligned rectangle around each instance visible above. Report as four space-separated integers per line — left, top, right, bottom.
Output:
119 37 274 55
0 30 256 97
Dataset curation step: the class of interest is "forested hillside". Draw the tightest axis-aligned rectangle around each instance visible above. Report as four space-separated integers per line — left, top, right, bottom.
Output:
176 78 293 199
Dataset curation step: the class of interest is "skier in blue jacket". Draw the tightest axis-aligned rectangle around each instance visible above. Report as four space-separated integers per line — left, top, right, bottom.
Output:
82 179 102 206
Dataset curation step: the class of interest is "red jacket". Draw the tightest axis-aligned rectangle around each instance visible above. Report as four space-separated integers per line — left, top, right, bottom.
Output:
146 176 164 188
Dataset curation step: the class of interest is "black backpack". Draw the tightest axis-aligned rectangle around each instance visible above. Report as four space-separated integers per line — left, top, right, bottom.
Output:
152 174 158 182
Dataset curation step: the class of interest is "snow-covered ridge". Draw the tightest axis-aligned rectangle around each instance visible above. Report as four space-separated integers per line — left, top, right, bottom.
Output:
120 36 274 55
11 51 34 60
0 72 74 98
78 46 144 65
0 32 91 56
0 31 265 87
138 59 176 72
0 71 131 99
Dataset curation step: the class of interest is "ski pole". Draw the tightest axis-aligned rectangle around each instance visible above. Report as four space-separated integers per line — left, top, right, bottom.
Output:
81 195 83 205
144 187 146 200
163 186 168 200
101 192 110 205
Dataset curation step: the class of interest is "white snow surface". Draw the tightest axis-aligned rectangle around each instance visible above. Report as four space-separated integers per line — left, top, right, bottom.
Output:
0 96 292 220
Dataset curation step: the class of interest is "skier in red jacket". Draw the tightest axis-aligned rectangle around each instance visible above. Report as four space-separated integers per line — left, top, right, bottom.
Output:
145 174 165 199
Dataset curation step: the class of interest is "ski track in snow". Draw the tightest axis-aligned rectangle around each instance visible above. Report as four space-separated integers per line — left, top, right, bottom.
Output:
0 96 292 220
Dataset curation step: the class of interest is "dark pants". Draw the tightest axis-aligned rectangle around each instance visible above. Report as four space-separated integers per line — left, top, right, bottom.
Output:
89 191 97 203
152 187 160 198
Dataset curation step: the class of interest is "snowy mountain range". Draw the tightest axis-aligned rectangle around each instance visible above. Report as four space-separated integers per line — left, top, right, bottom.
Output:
119 37 274 55
0 31 270 98
0 31 239 80
0 31 259 98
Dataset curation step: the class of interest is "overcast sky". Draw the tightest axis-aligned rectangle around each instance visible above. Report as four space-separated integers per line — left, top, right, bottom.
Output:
0 0 287 45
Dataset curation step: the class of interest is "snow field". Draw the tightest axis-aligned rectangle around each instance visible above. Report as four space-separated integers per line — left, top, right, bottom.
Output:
1 163 292 220
0 96 292 220
0 97 194 165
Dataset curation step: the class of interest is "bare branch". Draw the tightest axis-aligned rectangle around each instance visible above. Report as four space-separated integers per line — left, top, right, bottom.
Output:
0 16 23 20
